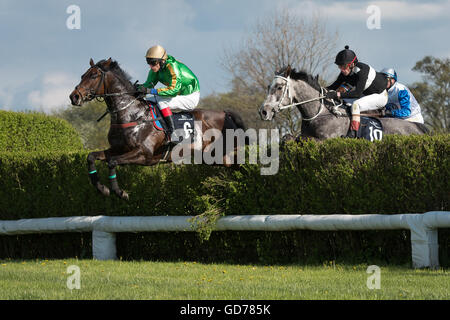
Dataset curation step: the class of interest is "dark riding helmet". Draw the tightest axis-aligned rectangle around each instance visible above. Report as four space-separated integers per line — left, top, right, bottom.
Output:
335 45 358 66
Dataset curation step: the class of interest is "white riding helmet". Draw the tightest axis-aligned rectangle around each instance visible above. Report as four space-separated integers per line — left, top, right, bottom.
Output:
380 67 397 81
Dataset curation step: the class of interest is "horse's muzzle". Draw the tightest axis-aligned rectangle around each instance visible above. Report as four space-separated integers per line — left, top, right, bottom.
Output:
259 104 275 121
69 89 83 106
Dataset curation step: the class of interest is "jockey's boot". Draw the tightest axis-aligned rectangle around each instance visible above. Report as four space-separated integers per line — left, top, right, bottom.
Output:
343 120 360 138
160 107 180 145
163 114 180 145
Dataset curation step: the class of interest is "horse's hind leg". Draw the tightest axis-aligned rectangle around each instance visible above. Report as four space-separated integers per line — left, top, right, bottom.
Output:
87 151 110 197
107 165 128 201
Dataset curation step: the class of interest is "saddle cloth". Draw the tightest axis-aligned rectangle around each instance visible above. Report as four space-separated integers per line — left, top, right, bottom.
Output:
357 116 384 141
147 101 196 141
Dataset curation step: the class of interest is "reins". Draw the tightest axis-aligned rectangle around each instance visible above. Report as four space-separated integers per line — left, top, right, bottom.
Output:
274 75 343 121
81 66 146 122
87 71 162 126
96 96 141 122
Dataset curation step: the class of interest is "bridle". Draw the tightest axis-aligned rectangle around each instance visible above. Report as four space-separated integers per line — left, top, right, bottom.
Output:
273 75 293 112
270 75 342 121
76 66 107 102
76 66 140 116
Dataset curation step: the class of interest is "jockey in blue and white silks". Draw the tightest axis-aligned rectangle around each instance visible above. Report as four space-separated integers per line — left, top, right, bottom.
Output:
380 68 424 124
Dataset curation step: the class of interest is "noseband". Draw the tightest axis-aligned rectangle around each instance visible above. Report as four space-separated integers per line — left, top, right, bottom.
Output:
270 76 342 121
76 66 107 102
77 66 140 117
273 75 293 112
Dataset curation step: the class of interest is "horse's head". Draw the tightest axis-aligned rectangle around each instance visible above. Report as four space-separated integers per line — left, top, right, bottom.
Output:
259 66 293 121
260 66 323 121
70 58 112 106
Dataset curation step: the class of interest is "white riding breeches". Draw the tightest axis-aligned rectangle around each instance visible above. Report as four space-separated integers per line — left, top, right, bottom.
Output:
351 90 388 117
145 91 200 111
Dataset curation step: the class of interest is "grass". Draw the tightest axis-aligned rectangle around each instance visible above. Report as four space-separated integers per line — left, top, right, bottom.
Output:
0 259 448 300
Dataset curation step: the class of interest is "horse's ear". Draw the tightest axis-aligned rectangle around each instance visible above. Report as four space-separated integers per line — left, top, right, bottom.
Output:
89 58 95 67
285 65 292 77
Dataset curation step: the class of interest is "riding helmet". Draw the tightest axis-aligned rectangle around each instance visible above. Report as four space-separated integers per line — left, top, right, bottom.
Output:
335 45 358 66
146 45 168 60
146 45 168 69
380 67 397 81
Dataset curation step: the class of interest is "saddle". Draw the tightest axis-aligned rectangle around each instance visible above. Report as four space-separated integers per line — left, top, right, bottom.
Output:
336 102 384 141
340 102 386 118
146 101 197 142
331 85 385 140
334 82 386 119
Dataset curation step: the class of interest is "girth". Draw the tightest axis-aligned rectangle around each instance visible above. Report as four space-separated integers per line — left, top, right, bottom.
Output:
110 122 138 129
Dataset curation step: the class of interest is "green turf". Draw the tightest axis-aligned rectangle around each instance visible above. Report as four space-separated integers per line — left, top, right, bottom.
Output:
0 259 448 299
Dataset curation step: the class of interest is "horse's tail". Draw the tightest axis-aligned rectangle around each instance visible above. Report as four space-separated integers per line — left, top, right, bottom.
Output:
224 110 247 131
223 110 250 145
414 122 430 134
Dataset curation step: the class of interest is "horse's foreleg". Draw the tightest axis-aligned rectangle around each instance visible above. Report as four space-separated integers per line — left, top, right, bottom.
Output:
87 151 110 197
107 148 147 200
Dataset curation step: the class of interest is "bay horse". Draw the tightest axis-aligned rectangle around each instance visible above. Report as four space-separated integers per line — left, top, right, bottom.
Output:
69 58 246 200
259 66 428 140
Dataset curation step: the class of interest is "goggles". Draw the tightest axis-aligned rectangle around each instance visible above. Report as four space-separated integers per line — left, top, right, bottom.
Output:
146 58 160 66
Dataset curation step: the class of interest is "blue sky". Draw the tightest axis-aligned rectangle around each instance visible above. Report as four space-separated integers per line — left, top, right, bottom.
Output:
0 0 449 112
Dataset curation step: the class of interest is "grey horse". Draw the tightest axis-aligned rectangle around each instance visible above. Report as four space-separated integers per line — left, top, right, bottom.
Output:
259 66 428 140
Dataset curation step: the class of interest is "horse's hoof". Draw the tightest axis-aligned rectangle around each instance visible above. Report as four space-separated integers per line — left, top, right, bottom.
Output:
121 191 129 201
117 190 129 201
97 184 110 197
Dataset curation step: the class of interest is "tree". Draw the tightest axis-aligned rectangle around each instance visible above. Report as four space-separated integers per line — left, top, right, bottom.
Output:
52 100 110 150
409 56 450 133
197 78 271 131
220 9 339 135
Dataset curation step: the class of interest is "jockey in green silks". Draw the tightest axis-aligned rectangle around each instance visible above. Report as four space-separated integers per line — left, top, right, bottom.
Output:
136 45 200 144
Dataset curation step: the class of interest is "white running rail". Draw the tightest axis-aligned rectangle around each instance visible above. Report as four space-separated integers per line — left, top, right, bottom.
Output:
0 211 449 269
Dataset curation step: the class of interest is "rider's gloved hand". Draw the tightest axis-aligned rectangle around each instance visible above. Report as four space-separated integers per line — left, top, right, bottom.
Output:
325 90 338 100
150 88 158 95
135 85 149 94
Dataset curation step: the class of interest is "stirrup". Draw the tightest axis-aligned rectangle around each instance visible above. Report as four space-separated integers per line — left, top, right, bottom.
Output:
165 131 180 145
341 130 357 139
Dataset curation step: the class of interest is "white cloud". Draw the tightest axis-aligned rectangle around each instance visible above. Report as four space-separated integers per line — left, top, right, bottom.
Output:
0 66 31 110
375 0 450 20
117 0 196 53
0 88 14 110
290 0 450 21
1 0 449 111
27 72 77 113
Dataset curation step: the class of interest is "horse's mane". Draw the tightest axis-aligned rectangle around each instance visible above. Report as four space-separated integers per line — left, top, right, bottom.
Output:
97 59 135 91
278 66 322 92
